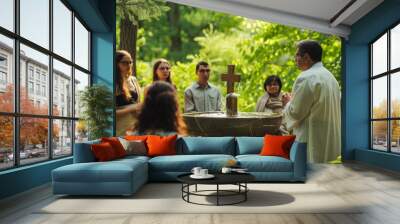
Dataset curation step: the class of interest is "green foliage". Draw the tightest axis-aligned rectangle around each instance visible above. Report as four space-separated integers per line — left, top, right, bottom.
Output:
133 3 342 112
79 85 113 140
138 5 243 62
116 0 169 24
116 0 169 49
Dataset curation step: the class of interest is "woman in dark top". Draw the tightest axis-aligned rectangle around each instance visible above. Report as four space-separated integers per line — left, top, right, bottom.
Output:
115 50 142 136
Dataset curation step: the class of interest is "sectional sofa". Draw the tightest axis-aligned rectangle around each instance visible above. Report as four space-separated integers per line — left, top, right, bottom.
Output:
52 136 307 196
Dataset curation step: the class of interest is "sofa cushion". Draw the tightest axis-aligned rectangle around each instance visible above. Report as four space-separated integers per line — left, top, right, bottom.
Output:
101 137 127 158
236 155 293 172
118 138 147 156
235 137 263 155
91 142 118 161
73 139 100 163
177 137 235 155
147 135 177 157
148 154 235 172
260 135 296 159
53 159 148 183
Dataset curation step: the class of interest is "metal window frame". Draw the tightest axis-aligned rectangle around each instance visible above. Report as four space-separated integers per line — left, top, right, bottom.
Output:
370 19 400 155
0 0 93 171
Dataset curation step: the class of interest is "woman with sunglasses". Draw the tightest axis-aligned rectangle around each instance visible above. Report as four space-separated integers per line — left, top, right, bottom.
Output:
144 58 175 98
115 50 142 136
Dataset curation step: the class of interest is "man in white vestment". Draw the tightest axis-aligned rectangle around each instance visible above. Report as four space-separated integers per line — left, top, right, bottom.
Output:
282 40 341 163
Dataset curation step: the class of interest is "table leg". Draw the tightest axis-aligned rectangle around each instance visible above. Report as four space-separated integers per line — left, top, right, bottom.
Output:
195 184 198 192
187 184 190 202
217 184 219 206
245 183 247 201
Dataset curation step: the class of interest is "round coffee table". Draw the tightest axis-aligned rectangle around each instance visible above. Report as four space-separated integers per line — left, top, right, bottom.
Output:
177 173 255 206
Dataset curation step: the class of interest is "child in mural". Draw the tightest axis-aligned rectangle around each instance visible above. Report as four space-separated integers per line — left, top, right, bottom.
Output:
256 75 289 135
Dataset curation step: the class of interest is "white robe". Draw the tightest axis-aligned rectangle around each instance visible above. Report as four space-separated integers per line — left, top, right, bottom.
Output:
283 62 341 163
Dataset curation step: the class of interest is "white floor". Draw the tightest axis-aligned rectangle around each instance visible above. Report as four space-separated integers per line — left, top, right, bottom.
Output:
1 163 400 224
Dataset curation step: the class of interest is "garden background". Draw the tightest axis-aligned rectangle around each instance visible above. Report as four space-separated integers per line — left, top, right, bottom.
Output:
116 0 342 112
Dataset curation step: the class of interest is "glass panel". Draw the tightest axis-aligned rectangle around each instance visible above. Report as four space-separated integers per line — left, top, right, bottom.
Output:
391 24 400 70
0 116 14 170
20 0 49 49
53 0 72 60
391 72 400 118
0 34 14 112
372 33 387 76
20 117 49 165
372 77 387 119
74 69 89 118
20 44 49 115
372 121 388 151
391 120 400 153
53 119 72 157
0 0 14 31
53 59 72 117
75 120 88 143
74 18 89 70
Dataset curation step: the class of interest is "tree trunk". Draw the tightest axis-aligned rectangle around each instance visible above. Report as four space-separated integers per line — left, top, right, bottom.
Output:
167 3 181 54
120 18 138 76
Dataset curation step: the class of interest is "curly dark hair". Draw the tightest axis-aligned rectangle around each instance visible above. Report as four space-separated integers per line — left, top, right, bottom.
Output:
135 81 186 135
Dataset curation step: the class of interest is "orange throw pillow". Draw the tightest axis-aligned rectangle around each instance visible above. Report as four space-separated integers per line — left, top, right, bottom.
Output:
101 137 127 158
124 135 148 141
91 142 117 162
260 135 296 159
146 135 177 157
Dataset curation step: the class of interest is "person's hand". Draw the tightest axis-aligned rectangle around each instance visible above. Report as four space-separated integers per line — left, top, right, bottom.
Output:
282 93 292 106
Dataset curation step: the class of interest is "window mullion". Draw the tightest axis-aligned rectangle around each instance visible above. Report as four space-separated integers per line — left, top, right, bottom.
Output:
388 30 391 153
48 0 54 160
13 0 21 167
71 10 76 154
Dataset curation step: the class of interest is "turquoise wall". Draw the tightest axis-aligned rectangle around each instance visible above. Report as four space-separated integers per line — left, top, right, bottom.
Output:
344 0 400 171
0 0 115 200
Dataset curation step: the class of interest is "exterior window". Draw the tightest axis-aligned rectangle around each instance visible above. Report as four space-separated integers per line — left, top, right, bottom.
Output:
371 23 400 154
0 71 6 85
36 83 40 95
0 54 7 87
42 85 46 97
28 67 34 80
0 0 91 170
0 54 7 67
28 81 34 94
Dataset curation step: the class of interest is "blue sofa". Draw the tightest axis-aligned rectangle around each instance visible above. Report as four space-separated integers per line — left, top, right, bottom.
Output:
52 137 307 196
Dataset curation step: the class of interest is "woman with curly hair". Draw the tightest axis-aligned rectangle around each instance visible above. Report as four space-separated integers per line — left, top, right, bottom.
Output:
135 81 186 135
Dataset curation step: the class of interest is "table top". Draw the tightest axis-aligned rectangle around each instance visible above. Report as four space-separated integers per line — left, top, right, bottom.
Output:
177 172 255 185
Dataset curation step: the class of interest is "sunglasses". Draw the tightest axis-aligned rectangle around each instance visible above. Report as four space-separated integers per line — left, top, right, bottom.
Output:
158 66 170 71
120 60 133 65
199 69 211 73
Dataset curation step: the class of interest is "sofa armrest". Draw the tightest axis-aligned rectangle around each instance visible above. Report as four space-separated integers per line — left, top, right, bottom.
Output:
73 140 100 163
289 141 307 181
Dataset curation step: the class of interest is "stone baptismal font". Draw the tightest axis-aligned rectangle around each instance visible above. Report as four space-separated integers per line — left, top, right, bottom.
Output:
183 65 283 137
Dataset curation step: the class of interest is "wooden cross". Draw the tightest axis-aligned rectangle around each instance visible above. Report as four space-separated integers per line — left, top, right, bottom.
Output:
221 65 241 94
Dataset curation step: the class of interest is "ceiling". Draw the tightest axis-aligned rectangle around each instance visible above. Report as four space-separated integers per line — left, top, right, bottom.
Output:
167 0 384 38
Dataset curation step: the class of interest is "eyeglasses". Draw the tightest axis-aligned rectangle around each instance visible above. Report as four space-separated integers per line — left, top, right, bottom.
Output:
199 69 211 73
158 66 170 71
120 60 133 65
